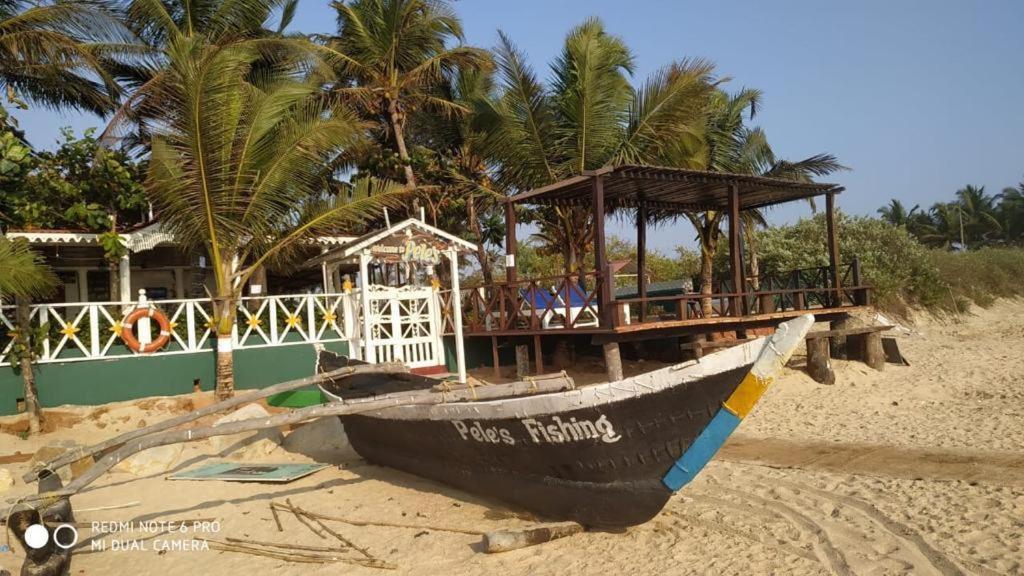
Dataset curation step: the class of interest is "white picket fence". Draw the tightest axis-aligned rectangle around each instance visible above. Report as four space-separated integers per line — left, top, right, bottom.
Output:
0 292 355 367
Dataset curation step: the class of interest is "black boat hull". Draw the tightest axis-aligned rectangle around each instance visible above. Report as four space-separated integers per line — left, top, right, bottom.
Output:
338 363 750 527
317 315 813 528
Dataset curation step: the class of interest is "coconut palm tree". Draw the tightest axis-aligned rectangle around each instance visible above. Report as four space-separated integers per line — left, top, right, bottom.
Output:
0 0 133 116
0 236 55 434
102 0 306 145
1000 181 1024 244
145 36 406 399
320 0 491 191
686 88 844 314
482 18 715 272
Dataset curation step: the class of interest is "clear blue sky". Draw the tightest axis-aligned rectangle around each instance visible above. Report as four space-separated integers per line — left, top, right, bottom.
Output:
12 0 1024 252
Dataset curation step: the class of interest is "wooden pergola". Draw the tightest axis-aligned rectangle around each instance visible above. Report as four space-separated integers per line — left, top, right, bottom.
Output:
505 165 847 323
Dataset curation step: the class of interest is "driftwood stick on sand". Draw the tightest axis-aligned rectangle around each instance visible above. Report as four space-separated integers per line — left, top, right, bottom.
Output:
284 498 327 539
483 522 585 553
23 362 409 482
269 502 283 532
17 374 576 503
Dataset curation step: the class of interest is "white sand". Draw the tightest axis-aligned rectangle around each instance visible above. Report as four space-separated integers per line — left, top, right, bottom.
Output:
1 300 1022 575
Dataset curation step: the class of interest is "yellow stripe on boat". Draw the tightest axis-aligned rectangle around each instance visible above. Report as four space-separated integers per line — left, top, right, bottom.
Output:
722 372 773 419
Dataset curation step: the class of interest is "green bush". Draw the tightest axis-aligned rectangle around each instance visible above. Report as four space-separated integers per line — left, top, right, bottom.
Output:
755 213 1024 314
755 213 945 312
930 248 1024 309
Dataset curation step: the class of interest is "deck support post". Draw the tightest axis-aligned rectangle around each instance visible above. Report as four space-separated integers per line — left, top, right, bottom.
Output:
806 337 835 385
637 202 648 323
863 332 885 371
533 335 543 374
602 342 623 382
491 336 501 379
515 344 530 378
727 182 744 318
826 192 842 307
592 176 612 328
504 201 517 285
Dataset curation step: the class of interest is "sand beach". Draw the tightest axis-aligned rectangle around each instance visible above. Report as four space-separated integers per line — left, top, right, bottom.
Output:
1 300 1022 575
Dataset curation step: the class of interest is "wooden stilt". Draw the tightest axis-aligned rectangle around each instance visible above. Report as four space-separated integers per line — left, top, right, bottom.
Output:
863 332 885 371
491 336 501 380
533 335 544 374
602 342 624 382
806 337 835 385
829 316 855 360
552 338 571 369
515 344 530 378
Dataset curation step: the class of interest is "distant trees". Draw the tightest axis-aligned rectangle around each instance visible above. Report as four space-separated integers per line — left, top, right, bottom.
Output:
879 181 1024 249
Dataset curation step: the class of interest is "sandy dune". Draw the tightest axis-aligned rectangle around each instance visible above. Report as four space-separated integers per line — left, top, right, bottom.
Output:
1 300 1022 575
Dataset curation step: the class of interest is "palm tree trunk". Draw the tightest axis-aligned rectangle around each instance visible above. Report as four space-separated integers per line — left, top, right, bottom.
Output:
745 229 761 291
467 194 493 285
213 296 236 400
109 261 120 302
699 228 717 317
15 296 42 434
387 98 417 189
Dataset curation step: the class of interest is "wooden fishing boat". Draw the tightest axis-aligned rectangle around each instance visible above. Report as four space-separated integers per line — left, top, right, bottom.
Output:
318 314 814 527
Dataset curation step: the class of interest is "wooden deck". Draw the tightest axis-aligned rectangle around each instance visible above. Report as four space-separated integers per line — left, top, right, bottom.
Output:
455 262 870 344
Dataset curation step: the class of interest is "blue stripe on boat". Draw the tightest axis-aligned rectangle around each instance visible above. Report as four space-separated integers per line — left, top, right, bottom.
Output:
662 408 741 491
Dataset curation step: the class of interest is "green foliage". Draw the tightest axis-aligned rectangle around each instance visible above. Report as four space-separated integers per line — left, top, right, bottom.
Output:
756 213 946 311
929 248 1024 309
0 0 132 114
879 181 1024 249
0 236 56 300
2 127 148 234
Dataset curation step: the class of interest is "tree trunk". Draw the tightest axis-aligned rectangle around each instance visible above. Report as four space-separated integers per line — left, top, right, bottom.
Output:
15 296 42 434
213 296 236 400
387 98 417 189
108 261 120 302
699 229 717 317
747 231 761 291
467 194 493 285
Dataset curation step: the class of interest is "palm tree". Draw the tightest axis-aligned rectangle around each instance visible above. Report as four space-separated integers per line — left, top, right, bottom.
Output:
878 199 917 227
321 0 491 190
687 88 844 314
0 236 55 434
482 18 715 272
1000 181 1024 244
102 0 305 145
0 0 132 116
145 36 406 399
955 185 1002 247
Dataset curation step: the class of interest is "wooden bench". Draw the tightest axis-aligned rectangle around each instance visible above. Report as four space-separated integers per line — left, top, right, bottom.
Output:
805 325 893 384
678 336 760 360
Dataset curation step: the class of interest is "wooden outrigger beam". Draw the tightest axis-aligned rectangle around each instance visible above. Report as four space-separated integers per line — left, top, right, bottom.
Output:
22 361 409 483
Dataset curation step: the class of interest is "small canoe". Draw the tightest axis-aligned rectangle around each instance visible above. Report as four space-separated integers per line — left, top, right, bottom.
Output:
319 314 813 527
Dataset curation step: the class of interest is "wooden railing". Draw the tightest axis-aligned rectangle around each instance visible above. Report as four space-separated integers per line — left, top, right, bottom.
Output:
459 260 870 334
461 272 602 333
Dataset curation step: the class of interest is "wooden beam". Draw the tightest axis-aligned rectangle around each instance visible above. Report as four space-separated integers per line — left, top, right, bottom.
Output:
505 200 518 285
728 183 743 317
592 175 612 328
637 202 648 323
826 192 841 306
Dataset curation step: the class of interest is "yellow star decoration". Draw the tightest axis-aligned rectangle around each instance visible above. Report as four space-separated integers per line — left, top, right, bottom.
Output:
322 311 337 325
247 316 263 329
206 319 217 331
430 277 441 290
109 321 123 336
285 314 302 328
168 321 178 330
60 325 80 338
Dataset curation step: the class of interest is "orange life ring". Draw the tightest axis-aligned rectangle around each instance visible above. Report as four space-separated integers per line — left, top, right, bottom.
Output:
120 307 172 353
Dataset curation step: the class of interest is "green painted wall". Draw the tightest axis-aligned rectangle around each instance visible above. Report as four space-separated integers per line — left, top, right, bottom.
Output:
0 341 348 416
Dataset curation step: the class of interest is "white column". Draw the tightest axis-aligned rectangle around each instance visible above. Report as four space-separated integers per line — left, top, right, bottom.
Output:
119 254 132 304
173 267 186 299
76 268 89 302
448 249 467 383
359 251 375 364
